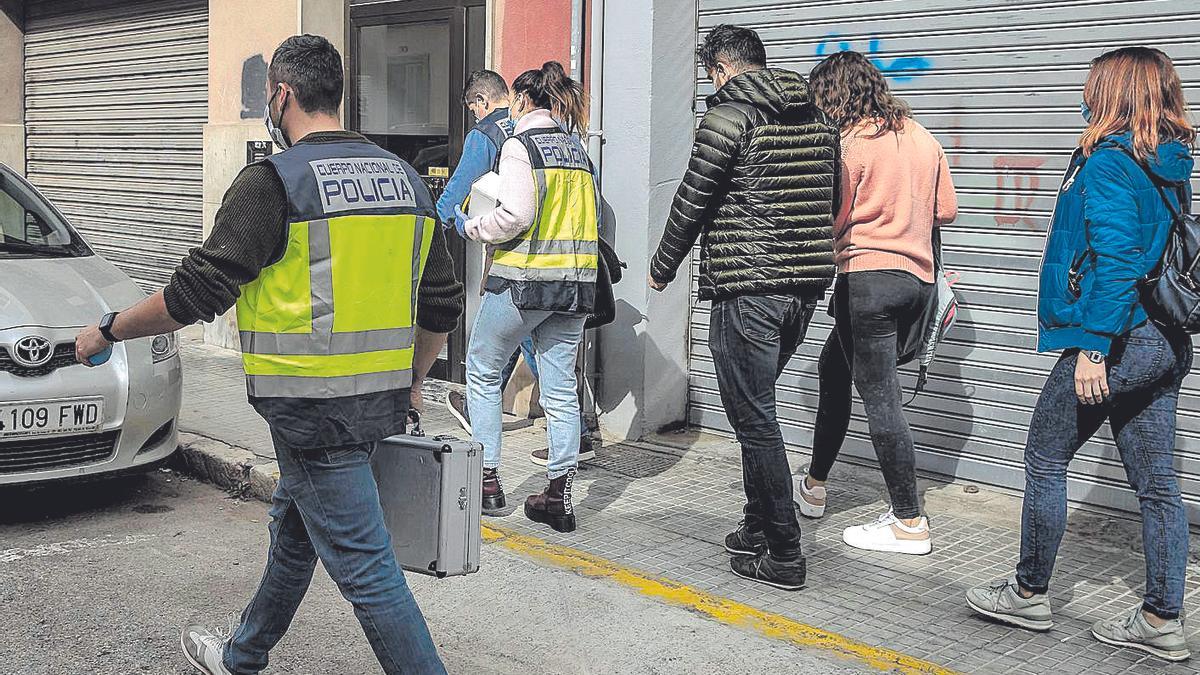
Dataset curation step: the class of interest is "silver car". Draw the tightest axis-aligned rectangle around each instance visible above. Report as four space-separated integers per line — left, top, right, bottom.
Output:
0 162 181 485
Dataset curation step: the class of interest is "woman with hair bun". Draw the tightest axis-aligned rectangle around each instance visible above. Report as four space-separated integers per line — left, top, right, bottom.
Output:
456 61 598 533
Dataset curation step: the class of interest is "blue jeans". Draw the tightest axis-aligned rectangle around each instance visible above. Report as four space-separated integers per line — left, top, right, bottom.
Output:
500 337 539 389
709 293 819 561
1017 320 1192 619
223 430 445 674
466 288 586 478
499 337 589 431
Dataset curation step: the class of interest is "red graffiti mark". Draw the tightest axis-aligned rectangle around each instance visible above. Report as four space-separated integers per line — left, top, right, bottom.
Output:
993 156 1046 227
947 134 963 168
943 113 965 168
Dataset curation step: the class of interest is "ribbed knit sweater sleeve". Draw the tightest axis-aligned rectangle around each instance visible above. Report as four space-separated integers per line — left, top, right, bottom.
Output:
163 164 288 326
934 149 958 225
416 222 465 334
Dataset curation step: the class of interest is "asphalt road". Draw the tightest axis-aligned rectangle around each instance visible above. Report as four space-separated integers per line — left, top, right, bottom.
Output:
0 469 869 675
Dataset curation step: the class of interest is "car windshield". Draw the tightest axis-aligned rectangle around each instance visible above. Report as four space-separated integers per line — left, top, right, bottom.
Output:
0 169 90 258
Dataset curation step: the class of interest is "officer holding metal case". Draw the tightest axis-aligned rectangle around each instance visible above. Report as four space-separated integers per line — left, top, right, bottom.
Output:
74 35 462 675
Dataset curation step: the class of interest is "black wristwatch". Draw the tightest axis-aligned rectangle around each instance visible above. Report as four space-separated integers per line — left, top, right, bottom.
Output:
1083 350 1106 364
98 311 122 343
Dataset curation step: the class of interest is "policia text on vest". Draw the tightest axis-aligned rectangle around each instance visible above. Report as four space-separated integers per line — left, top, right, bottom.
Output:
236 140 437 400
312 158 418 213
489 129 600 315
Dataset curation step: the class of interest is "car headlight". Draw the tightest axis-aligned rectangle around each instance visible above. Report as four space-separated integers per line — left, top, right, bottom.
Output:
151 332 178 363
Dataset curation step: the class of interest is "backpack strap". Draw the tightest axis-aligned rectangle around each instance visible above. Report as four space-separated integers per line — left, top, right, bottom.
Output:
1111 145 1189 220
1069 145 1188 285
932 228 944 273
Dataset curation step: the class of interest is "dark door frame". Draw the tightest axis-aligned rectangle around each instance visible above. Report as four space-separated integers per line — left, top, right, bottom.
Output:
0 0 23 30
347 0 486 383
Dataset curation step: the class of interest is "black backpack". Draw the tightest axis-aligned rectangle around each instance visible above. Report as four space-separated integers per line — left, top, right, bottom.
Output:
1070 149 1200 333
1119 147 1200 332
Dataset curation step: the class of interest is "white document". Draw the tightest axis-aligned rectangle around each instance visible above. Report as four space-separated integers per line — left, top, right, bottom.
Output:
464 171 503 323
467 171 501 219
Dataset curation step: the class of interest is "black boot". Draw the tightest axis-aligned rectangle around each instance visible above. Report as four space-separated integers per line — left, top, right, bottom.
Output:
482 467 506 516
524 468 577 532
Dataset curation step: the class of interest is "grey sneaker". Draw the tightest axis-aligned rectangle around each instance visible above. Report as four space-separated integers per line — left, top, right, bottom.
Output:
180 625 232 674
1091 606 1191 662
966 577 1053 631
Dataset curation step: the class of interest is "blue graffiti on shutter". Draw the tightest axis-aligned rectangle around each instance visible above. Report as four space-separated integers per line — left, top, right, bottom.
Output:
815 37 932 82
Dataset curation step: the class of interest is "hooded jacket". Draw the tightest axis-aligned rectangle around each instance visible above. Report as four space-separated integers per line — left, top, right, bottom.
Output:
1038 132 1194 355
650 68 840 300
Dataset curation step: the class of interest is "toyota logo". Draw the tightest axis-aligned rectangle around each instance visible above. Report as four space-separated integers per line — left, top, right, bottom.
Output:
12 336 53 368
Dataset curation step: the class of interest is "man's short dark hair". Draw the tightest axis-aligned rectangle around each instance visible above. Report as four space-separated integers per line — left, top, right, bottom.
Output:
698 25 767 71
464 69 509 103
268 34 344 115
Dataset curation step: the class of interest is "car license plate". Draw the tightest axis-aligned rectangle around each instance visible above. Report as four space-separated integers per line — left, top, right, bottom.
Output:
0 398 104 439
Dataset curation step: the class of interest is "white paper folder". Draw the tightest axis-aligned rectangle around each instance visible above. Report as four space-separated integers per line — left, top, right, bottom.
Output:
467 171 501 219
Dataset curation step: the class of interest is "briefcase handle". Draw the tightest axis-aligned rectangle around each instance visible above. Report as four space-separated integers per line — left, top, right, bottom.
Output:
407 408 425 438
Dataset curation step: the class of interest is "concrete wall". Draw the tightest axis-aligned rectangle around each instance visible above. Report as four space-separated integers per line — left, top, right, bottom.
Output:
595 0 695 439
0 9 22 173
202 0 345 348
493 0 572 81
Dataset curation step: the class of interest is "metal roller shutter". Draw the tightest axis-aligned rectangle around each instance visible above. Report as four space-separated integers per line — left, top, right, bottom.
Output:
24 0 208 291
690 0 1200 522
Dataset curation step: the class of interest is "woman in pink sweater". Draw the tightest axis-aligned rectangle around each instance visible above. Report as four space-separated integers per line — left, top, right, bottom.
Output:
798 51 958 555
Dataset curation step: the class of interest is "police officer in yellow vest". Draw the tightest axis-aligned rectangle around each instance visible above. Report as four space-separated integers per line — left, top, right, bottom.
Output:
457 62 598 534
74 36 459 675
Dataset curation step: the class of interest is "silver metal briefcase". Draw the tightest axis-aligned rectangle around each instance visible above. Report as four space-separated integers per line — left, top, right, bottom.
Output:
373 423 483 578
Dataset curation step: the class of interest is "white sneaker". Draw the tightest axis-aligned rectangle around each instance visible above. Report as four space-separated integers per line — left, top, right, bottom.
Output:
842 511 932 555
794 474 826 519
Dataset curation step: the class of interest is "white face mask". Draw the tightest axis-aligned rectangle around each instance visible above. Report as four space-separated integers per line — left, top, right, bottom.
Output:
264 86 291 150
509 94 528 124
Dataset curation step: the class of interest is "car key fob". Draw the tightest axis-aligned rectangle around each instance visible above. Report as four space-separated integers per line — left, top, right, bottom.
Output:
87 346 112 367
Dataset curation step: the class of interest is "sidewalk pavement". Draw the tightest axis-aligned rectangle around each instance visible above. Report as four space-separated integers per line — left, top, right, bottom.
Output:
176 329 1200 674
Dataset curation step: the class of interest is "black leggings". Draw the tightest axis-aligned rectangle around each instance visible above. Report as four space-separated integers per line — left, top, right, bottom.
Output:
808 270 933 520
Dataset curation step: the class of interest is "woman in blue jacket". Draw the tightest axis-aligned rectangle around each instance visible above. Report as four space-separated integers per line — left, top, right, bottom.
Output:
967 47 1195 662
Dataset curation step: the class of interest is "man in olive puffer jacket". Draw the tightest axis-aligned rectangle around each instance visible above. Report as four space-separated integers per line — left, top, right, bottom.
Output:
650 24 838 591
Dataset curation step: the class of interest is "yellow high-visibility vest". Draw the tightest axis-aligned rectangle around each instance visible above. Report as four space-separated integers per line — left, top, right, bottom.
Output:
236 140 436 399
490 128 599 312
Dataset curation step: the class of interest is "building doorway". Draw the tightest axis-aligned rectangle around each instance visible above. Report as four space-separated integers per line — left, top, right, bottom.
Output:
349 0 487 382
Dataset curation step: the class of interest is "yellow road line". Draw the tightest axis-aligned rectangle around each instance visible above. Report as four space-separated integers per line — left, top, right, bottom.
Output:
482 524 958 675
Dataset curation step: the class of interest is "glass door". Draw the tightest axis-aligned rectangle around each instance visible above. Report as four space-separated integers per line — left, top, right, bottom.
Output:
350 1 487 383
356 20 451 187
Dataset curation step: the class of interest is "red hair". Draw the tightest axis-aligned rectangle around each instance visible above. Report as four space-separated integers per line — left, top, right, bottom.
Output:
1080 47 1194 161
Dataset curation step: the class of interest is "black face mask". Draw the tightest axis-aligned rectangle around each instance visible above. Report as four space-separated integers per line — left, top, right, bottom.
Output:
264 85 291 149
